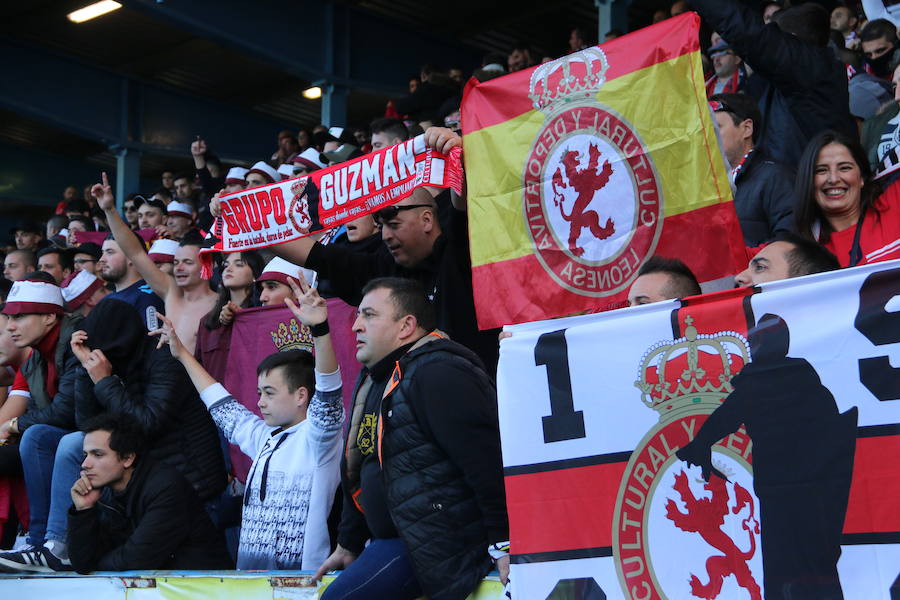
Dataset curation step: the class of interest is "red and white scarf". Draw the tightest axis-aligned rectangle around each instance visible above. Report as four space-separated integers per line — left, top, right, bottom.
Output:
203 135 462 265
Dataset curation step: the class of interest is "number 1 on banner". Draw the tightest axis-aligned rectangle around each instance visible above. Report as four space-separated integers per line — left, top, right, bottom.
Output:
535 330 586 443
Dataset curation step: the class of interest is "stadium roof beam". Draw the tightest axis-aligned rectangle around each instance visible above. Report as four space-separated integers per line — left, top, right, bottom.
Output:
0 38 292 197
118 0 481 98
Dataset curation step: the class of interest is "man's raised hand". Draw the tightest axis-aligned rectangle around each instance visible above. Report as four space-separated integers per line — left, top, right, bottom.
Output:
423 126 462 155
148 313 186 359
190 137 208 157
209 189 225 218
70 330 93 365
91 172 116 212
284 274 327 327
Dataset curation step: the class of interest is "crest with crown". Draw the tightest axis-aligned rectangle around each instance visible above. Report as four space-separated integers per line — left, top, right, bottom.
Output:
270 318 313 353
634 316 750 423
528 47 610 116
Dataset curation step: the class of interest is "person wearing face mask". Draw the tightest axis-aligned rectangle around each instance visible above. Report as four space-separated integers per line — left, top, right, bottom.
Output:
794 130 900 266
860 18 900 80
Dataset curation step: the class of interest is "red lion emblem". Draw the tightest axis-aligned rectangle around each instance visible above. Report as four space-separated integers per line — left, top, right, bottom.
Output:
665 470 762 600
550 143 615 257
289 180 312 234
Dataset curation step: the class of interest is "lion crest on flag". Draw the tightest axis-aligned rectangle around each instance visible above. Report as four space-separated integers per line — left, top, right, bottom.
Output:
550 142 616 256
522 47 663 297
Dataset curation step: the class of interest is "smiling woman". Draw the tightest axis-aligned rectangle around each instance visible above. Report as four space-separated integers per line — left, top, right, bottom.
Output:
794 130 900 266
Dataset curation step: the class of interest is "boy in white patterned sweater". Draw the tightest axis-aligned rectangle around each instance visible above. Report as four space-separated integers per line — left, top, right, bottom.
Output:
151 276 342 570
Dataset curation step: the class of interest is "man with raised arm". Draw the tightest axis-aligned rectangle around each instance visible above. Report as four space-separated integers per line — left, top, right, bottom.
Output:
209 128 500 374
151 275 344 570
93 173 216 354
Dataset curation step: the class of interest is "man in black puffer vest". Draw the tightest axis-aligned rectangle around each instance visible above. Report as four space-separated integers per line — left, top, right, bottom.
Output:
315 277 509 600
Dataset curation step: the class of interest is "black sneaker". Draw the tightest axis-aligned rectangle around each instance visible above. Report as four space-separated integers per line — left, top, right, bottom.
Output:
0 544 72 573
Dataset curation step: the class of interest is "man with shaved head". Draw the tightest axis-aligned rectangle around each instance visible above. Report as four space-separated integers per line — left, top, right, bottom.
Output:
627 256 702 307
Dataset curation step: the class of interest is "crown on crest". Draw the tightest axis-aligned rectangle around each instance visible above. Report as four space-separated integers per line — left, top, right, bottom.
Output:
634 316 750 422
270 318 313 353
528 47 610 115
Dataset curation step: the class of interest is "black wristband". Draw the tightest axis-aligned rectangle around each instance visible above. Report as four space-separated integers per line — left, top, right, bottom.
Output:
309 321 330 337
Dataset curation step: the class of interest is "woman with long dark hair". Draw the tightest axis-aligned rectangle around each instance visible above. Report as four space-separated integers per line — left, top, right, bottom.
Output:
203 251 264 331
196 251 264 380
794 130 900 266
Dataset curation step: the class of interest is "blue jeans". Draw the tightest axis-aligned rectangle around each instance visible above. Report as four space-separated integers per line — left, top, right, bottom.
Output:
19 425 84 547
321 538 422 600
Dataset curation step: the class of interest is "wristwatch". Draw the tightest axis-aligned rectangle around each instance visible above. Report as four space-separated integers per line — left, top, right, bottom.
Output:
309 321 330 337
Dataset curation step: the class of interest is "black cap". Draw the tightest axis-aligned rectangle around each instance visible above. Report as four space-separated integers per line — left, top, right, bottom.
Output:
9 220 42 236
72 241 102 260
312 130 339 148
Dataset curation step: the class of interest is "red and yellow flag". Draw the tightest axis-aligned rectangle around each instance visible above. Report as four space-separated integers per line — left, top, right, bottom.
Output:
462 13 745 329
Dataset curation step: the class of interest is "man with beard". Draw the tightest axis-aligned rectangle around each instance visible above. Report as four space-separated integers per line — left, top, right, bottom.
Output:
95 173 215 354
96 235 164 331
68 413 230 572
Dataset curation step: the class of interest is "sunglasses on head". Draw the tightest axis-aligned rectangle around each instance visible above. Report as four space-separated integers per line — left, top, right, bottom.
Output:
372 204 433 225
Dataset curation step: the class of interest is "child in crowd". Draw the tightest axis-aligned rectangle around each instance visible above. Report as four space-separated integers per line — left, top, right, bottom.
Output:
151 275 344 570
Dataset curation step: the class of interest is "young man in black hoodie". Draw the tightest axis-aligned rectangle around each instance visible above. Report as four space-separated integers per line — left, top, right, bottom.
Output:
314 277 509 600
68 412 231 572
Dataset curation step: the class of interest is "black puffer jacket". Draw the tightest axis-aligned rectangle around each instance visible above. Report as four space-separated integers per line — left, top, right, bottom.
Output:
68 458 232 573
339 334 508 600
74 300 226 501
734 150 795 246
691 0 857 168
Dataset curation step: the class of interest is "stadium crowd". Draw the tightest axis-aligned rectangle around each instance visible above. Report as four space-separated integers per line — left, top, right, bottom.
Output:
0 0 898 598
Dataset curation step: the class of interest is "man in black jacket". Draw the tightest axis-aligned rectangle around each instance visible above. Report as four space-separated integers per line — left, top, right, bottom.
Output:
314 278 509 600
247 128 500 375
68 412 232 573
71 299 227 502
710 92 795 245
691 0 857 168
